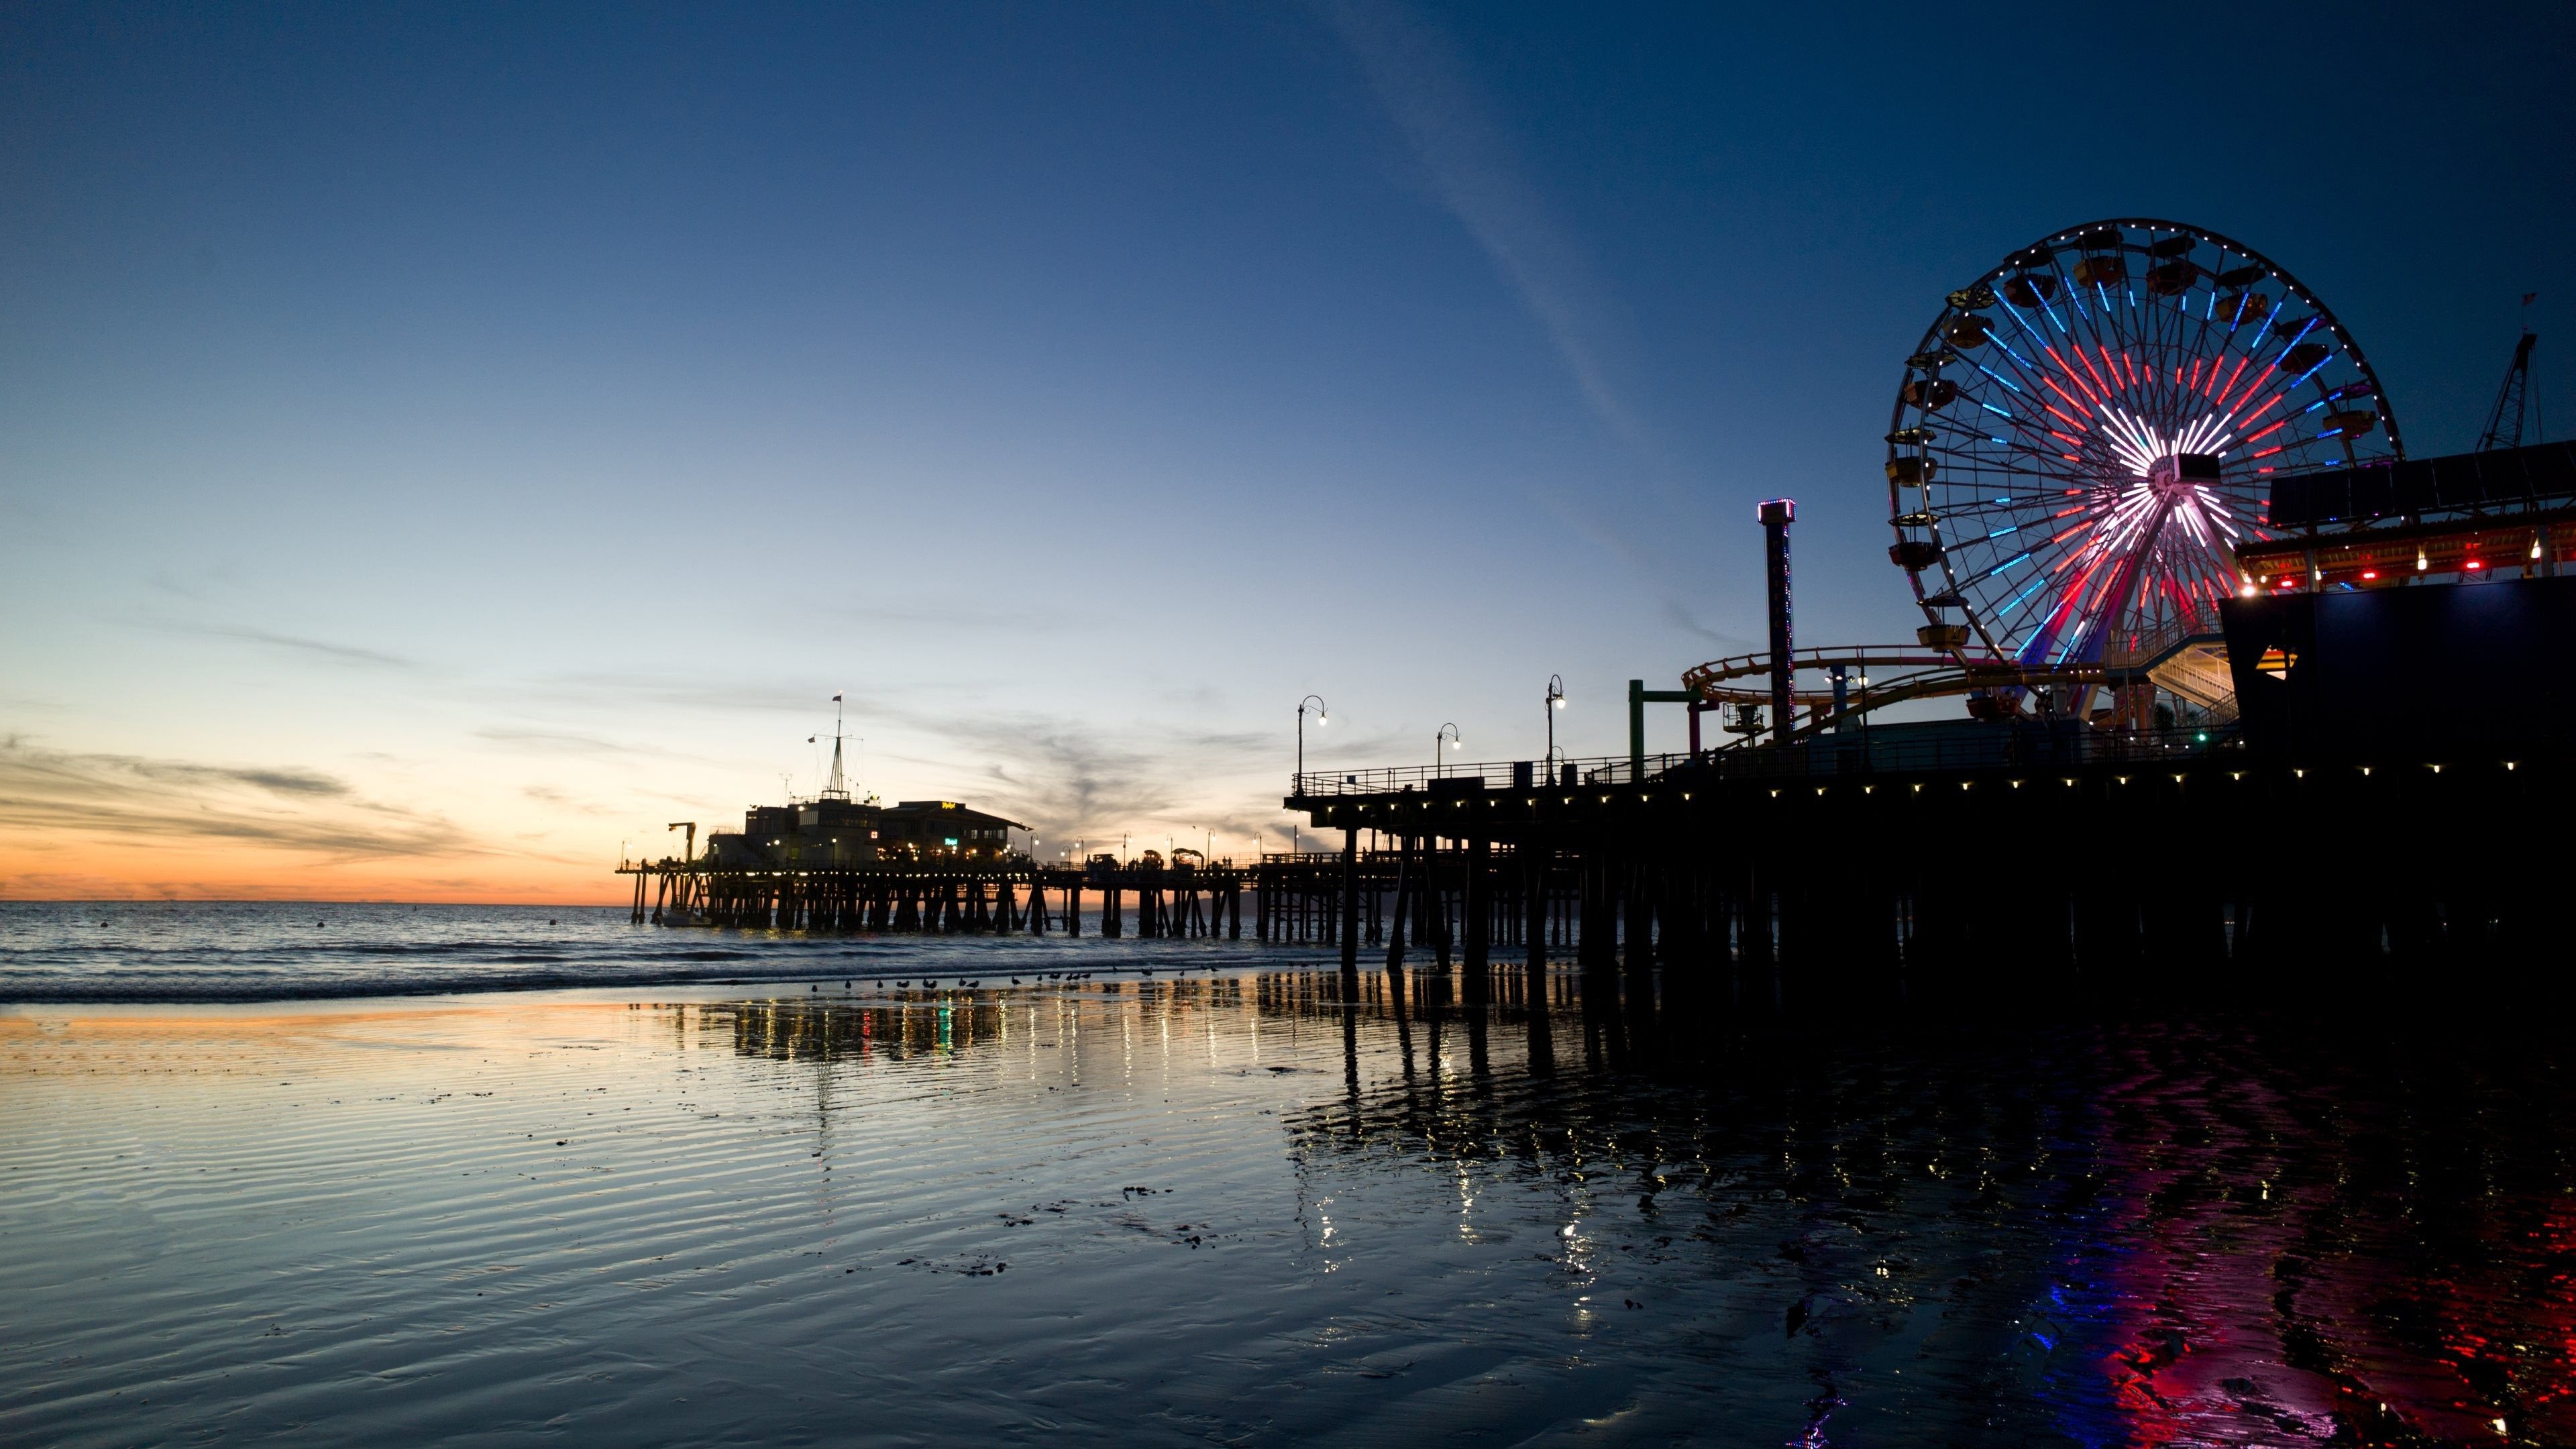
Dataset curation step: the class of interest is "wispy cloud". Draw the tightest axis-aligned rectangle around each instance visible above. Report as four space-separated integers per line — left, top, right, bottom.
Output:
147 621 418 669
476 728 643 755
1322 1 1653 455
0 735 467 862
1324 4 1758 652
521 785 616 816
1660 598 1755 655
484 672 1296 845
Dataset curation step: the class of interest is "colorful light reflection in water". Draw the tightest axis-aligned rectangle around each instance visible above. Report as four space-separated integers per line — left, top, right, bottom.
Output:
7 967 2576 1446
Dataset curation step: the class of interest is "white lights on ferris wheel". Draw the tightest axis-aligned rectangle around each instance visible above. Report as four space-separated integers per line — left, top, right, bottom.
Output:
1884 219 2404 669
2100 408 2231 478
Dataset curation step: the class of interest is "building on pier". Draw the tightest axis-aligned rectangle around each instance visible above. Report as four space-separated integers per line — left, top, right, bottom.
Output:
708 798 1026 867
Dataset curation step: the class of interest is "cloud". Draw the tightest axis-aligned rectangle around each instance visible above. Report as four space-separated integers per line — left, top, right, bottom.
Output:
155 623 418 669
789 703 1283 847
1660 598 1755 655
1322 1 1653 455
0 735 468 862
476 671 1295 846
1326 5 1762 647
476 727 641 755
521 785 616 816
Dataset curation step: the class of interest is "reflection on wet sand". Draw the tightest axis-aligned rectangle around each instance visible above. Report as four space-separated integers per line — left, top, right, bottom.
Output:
705 965 2576 1444
7 970 2576 1445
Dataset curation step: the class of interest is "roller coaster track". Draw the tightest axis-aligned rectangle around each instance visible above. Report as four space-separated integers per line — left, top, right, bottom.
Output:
1680 646 2121 744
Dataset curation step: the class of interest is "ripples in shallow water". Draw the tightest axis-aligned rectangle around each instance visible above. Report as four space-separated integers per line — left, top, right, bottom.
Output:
5 967 2572 1445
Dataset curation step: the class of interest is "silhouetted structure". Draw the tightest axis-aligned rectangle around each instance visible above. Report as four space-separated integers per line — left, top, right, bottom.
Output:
710 798 1024 867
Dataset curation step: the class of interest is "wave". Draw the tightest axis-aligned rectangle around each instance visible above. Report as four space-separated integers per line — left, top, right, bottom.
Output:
0 900 1298 1004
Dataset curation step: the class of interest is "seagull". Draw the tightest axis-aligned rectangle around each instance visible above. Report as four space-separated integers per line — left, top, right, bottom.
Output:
1010 976 1021 985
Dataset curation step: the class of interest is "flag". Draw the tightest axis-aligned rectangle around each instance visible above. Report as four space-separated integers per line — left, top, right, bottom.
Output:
833 693 843 702
808 735 816 743
2526 292 2539 307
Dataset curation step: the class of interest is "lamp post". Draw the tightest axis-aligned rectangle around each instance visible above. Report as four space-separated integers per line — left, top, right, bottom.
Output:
1855 672 1873 767
1436 722 1461 777
1545 674 1566 767
1296 695 1329 784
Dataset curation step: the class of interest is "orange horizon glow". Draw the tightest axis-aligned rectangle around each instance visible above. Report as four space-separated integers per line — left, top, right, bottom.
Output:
0 841 631 906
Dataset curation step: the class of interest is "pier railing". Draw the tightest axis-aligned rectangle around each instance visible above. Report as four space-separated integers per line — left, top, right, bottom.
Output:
1291 724 2242 798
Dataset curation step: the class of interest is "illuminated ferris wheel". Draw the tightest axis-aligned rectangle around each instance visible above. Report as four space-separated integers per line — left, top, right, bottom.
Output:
1886 219 2405 667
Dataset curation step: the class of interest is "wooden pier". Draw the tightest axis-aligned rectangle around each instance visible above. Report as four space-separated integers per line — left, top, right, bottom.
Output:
619 724 2566 998
621 859 1247 938
1283 731 2571 1003
616 846 1595 955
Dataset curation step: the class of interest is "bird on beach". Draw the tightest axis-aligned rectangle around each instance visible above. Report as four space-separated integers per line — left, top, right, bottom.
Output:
1010 976 1021 985
896 979 910 988
923 978 938 988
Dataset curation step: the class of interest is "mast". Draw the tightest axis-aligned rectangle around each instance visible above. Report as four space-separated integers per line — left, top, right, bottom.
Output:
821 693 849 801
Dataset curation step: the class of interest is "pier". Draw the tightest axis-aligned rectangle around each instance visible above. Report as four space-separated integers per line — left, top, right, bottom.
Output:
1283 736 2566 1005
621 857 1246 938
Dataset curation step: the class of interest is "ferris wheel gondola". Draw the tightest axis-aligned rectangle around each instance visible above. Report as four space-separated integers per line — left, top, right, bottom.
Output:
1886 219 2404 677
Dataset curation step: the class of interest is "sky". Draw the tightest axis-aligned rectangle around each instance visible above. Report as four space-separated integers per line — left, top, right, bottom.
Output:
3 1 2571 902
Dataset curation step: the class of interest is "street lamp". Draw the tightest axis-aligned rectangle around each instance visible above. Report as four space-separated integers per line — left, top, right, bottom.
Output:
1545 674 1566 766
1855 673 1873 765
1436 722 1461 776
1296 694 1329 782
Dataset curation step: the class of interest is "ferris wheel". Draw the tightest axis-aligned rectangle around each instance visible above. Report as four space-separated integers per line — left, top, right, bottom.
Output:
1886 219 2404 668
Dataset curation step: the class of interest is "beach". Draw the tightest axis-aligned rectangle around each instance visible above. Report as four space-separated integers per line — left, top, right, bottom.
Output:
10 923 2576 1444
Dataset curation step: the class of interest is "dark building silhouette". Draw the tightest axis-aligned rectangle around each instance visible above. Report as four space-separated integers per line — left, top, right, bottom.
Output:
707 798 1025 867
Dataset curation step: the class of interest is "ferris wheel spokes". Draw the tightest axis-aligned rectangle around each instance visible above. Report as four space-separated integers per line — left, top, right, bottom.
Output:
1884 219 2402 686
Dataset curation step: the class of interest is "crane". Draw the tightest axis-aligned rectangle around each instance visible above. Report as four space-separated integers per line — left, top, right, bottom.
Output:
2477 318 2540 452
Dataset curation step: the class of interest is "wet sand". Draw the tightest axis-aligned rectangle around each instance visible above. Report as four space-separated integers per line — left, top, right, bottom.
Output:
7 972 2573 1445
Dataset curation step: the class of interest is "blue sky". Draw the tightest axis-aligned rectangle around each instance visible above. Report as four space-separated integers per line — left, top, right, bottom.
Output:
3 1 2569 897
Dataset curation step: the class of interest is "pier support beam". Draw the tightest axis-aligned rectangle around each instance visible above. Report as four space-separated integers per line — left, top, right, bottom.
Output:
1339 827 1361 985
1464 833 1491 1000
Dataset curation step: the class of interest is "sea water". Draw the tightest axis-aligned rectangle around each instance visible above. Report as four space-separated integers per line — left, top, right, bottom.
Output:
0 899 1267 1001
4 905 2571 1444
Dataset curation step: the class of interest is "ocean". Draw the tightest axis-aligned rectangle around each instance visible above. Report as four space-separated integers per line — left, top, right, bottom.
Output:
5 904 2570 1444
0 899 1277 1002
